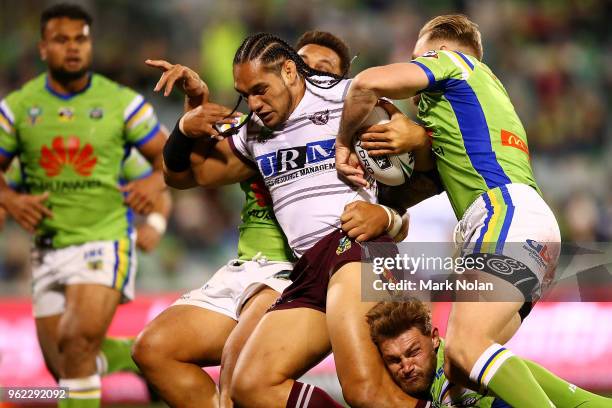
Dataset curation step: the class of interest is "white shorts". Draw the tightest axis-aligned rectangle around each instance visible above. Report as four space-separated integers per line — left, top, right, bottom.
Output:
173 257 293 321
31 237 137 318
455 183 561 299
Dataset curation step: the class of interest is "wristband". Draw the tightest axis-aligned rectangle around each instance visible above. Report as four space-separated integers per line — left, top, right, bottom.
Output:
393 212 409 241
146 212 167 235
387 208 403 238
380 205 393 231
163 119 195 172
380 205 403 238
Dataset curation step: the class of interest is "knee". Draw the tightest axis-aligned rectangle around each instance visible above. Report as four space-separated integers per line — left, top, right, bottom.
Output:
58 327 100 359
132 326 172 372
230 369 260 406
230 361 278 407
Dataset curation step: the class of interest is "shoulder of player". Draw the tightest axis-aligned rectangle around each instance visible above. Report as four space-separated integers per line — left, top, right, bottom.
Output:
2 74 45 103
305 76 351 101
92 73 140 100
0 74 47 123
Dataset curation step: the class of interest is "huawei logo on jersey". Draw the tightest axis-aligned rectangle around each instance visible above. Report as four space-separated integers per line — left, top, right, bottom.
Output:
250 179 272 207
39 136 97 177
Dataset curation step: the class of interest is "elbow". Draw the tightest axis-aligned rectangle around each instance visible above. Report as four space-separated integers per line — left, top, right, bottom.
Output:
193 169 219 189
163 169 196 190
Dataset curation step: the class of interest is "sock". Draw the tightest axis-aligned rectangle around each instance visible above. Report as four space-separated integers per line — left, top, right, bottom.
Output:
286 381 343 408
524 359 612 407
58 375 101 408
96 337 139 375
469 344 555 408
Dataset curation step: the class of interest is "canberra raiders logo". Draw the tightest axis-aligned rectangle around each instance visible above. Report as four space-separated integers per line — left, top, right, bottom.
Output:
89 107 104 120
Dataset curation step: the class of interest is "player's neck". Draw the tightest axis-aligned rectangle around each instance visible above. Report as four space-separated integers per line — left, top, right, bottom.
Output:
288 80 306 117
46 72 91 96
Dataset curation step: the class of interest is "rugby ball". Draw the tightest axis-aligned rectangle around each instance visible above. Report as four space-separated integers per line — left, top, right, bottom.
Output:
354 106 415 186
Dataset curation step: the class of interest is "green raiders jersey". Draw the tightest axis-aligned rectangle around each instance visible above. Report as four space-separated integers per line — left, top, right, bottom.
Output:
237 177 294 262
430 341 507 407
411 50 540 218
5 148 152 189
0 73 160 248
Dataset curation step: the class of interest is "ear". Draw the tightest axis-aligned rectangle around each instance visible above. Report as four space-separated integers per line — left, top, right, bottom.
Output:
431 327 440 349
39 40 47 61
281 59 298 85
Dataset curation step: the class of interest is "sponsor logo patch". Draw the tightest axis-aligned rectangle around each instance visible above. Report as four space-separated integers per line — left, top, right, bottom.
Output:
256 138 335 178
39 136 97 177
523 239 551 268
336 236 352 255
501 129 530 156
89 107 104 119
58 107 74 122
28 106 42 125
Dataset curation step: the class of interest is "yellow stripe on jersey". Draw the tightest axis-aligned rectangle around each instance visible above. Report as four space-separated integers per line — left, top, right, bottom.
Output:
0 113 13 135
126 103 153 130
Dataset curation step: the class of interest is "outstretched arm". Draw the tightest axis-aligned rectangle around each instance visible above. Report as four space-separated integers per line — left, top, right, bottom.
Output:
336 63 429 183
146 59 255 189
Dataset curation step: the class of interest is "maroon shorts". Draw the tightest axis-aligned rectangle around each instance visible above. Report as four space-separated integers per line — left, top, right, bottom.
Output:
269 229 398 313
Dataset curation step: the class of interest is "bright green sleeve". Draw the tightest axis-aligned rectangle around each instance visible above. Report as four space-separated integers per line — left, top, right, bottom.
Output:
4 158 22 189
121 89 160 147
0 94 20 159
120 149 152 181
411 50 475 91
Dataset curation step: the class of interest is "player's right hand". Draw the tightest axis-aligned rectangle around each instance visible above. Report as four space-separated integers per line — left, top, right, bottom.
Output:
359 104 428 156
340 201 388 242
0 190 53 233
145 59 209 109
180 103 242 140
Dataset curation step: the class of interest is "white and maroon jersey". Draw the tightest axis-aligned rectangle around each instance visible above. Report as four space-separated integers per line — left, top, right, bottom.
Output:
229 77 377 257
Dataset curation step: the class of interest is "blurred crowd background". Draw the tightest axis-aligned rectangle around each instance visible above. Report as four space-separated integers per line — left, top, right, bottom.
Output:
0 0 610 295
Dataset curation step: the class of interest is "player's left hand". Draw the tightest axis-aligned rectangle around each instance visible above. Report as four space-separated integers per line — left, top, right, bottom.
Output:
120 172 165 215
136 223 162 252
146 59 209 110
359 105 428 156
340 201 388 242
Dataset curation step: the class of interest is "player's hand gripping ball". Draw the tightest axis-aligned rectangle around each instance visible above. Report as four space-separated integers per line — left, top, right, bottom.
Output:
354 106 415 186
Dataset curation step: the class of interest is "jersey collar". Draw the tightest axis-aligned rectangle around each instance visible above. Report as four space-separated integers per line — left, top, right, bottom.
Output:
44 73 92 100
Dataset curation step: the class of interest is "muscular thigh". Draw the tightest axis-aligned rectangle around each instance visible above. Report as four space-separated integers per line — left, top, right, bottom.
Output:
234 307 330 384
137 304 237 366
326 262 386 382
